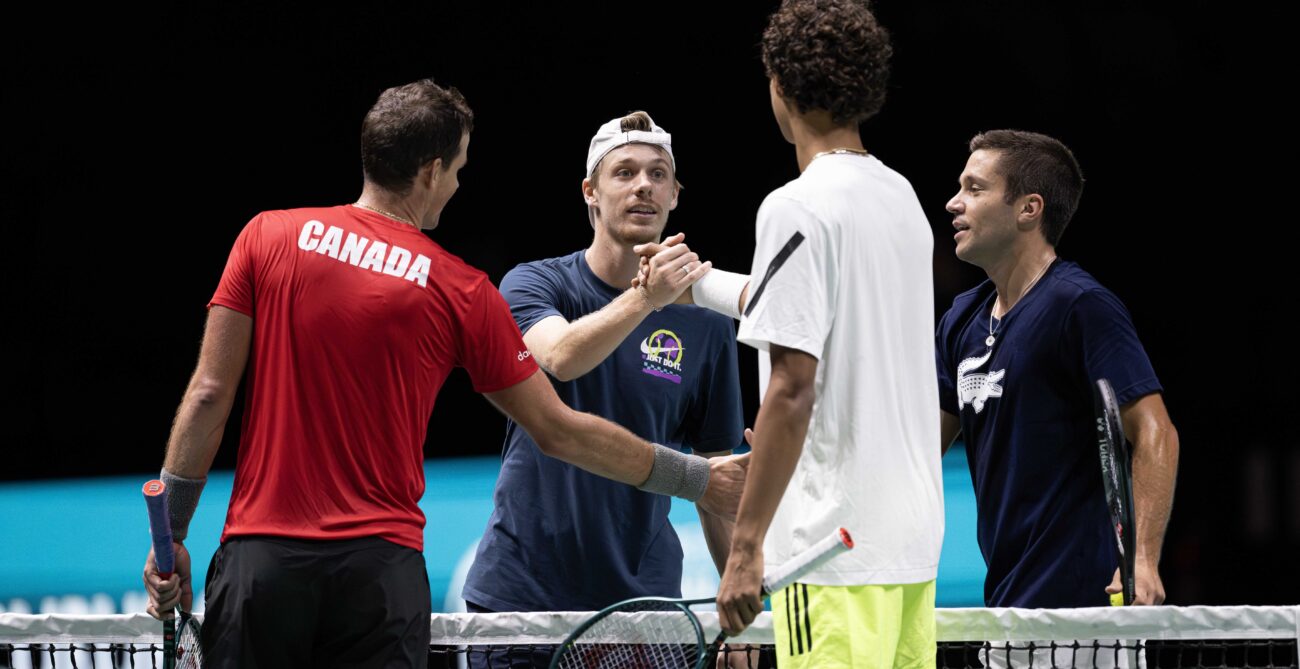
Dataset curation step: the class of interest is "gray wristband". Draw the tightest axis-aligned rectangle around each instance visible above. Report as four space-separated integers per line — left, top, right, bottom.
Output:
637 443 710 502
160 469 206 542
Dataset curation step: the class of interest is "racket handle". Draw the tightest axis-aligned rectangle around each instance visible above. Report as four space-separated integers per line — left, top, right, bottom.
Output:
143 480 176 577
762 527 854 595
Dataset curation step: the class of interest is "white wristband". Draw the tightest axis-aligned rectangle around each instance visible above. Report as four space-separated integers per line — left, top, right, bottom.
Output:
692 268 749 320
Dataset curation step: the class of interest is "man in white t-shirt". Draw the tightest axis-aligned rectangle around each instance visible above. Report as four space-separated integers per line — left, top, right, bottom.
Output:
635 1 943 666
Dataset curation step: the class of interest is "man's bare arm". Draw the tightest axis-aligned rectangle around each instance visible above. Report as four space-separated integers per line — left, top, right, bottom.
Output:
485 370 653 483
1110 392 1179 605
695 449 737 575
164 305 252 478
526 237 709 381
632 239 749 317
145 305 251 620
941 411 961 456
483 371 749 519
716 345 818 635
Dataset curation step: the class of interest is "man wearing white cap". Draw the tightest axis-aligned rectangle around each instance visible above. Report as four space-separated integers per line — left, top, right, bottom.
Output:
462 112 746 629
140 82 750 668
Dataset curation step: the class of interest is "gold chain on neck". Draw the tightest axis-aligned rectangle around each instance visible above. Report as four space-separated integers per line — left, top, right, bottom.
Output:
352 202 415 227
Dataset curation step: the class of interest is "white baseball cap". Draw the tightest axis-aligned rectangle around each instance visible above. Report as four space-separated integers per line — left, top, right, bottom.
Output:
585 112 674 179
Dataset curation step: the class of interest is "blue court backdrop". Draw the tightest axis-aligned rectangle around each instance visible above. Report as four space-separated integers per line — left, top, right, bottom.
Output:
0 448 984 613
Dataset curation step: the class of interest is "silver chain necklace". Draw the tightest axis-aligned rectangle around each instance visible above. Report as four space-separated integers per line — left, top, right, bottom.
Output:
986 257 1055 347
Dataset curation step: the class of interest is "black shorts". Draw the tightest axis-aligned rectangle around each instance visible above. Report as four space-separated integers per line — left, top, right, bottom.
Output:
202 536 430 669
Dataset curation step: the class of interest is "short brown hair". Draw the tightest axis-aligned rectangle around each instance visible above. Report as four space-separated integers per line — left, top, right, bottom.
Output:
761 0 893 125
360 79 474 196
590 111 682 190
969 130 1085 246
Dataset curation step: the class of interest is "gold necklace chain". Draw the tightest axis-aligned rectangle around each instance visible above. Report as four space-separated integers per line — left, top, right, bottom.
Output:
811 147 870 163
352 202 415 227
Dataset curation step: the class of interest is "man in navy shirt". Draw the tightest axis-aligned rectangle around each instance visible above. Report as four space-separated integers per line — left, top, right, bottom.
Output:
936 130 1180 608
463 112 744 635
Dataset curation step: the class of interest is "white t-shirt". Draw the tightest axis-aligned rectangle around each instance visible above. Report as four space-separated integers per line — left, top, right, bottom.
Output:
737 153 943 586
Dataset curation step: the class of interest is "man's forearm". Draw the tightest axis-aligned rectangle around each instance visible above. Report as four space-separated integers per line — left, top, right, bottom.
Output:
158 306 251 541
491 372 656 486
540 289 651 381
698 503 735 575
730 394 812 555
940 411 961 456
696 451 737 574
164 306 251 479
488 371 735 510
163 379 237 478
548 408 656 485
686 268 750 320
1130 413 1179 563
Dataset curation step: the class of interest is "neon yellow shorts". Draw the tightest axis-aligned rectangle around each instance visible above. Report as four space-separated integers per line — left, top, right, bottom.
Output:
771 580 936 669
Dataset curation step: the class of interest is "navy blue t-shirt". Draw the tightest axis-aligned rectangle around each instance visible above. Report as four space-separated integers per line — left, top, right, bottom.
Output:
935 260 1162 608
462 250 744 612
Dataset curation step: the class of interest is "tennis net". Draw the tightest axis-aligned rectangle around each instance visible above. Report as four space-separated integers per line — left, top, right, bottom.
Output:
2 606 1296 668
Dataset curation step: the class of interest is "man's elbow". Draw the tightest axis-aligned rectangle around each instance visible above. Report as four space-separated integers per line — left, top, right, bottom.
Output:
186 375 238 409
546 363 579 384
528 409 581 459
534 433 581 461
1137 413 1180 458
767 380 816 418
535 351 579 383
1155 421 1181 462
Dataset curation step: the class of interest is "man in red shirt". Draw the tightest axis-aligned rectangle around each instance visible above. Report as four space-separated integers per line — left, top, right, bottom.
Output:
141 79 749 668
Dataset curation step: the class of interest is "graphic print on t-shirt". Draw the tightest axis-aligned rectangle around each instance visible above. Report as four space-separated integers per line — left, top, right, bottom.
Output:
640 329 684 384
956 348 1005 413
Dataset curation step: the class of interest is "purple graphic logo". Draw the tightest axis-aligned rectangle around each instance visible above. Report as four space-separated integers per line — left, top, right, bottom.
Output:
640 329 684 384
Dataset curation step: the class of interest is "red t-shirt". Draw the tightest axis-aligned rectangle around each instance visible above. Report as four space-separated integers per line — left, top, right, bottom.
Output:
209 205 538 550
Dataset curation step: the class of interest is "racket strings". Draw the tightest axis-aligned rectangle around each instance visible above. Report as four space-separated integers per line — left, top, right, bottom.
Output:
553 600 703 669
175 618 203 669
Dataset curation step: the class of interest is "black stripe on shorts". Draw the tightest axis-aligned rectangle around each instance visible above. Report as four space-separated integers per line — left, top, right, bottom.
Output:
802 583 813 651
792 583 804 654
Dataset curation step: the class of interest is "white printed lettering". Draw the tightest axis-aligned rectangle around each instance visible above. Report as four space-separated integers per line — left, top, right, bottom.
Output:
298 220 324 251
316 226 343 259
404 254 431 287
296 221 432 288
339 232 370 266
358 242 388 271
383 246 412 277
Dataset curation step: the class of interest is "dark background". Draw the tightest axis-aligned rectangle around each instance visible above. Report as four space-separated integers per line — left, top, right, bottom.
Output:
7 3 1292 604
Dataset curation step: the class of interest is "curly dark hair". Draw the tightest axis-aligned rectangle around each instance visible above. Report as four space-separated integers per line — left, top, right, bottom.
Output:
969 130 1085 247
360 79 474 196
761 0 893 125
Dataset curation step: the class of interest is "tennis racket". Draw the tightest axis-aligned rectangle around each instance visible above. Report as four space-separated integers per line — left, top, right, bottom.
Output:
1093 379 1136 607
144 479 203 669
549 527 854 669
